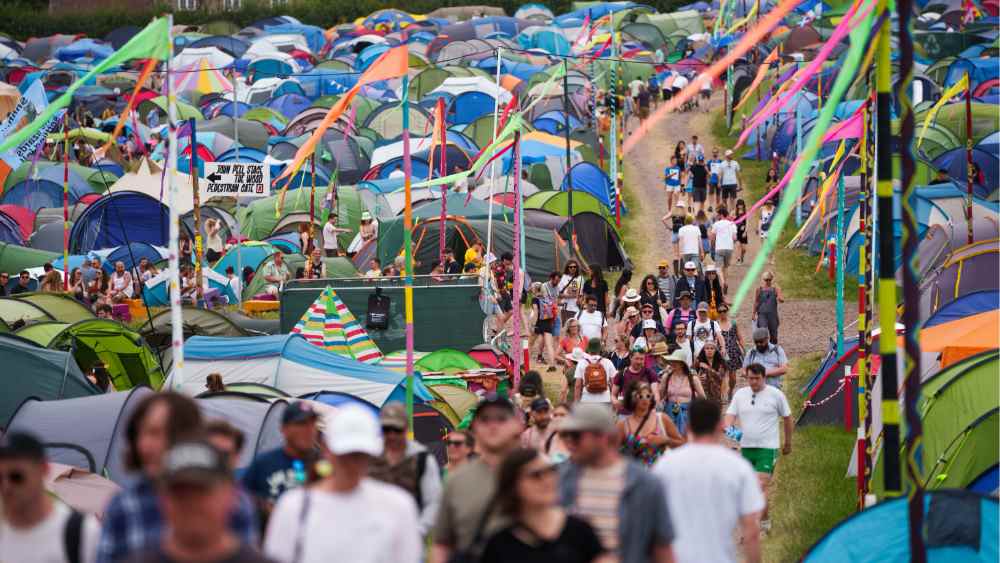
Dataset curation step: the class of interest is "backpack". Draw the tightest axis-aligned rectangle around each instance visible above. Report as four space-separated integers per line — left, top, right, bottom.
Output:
688 320 718 355
366 290 390 330
64 509 84 563
584 359 608 394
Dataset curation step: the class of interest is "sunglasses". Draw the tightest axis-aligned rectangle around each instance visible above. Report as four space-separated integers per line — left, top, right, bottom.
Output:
0 470 26 486
446 440 468 447
523 465 558 481
635 392 654 401
381 426 405 434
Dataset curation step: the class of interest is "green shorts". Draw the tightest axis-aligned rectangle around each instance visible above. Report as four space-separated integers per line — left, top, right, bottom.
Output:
742 448 777 474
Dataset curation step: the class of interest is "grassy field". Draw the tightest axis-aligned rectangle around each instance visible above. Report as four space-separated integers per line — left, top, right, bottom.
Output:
763 354 857 561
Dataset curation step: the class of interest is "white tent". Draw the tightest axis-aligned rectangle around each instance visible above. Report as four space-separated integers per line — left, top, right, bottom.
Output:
172 46 235 70
429 76 514 105
107 159 222 214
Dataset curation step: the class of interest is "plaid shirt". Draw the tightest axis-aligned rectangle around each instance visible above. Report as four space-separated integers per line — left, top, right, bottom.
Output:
97 477 259 563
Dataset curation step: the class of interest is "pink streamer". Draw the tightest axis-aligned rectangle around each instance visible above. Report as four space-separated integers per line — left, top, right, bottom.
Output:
736 0 872 148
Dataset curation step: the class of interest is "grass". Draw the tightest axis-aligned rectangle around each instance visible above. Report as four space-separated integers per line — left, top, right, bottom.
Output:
763 354 857 561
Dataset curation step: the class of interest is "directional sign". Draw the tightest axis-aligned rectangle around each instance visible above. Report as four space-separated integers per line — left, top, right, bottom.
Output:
203 162 270 198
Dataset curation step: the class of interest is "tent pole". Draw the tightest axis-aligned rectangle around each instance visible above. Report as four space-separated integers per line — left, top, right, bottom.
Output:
166 14 185 386
402 74 415 434
486 47 502 256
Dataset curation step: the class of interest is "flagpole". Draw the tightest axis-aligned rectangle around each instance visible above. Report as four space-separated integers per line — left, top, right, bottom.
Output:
62 114 69 290
965 71 973 244
166 14 184 386
486 47 502 256
402 75 415 433
232 69 242 300
189 118 204 305
511 129 523 387
563 60 575 237
609 26 619 226
856 92 872 509
835 171 845 357
437 97 447 263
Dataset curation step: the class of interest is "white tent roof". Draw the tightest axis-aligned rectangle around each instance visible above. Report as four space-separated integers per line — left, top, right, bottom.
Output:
430 76 513 105
172 46 235 70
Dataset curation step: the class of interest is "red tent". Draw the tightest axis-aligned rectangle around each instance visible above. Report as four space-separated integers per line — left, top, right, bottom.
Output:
0 204 35 239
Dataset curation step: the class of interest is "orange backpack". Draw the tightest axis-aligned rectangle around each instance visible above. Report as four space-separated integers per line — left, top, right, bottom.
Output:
584 359 608 394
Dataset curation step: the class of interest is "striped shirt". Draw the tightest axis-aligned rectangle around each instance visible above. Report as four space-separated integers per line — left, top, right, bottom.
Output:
572 460 627 551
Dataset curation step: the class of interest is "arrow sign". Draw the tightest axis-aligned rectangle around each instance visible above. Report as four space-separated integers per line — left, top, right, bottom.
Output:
202 162 270 198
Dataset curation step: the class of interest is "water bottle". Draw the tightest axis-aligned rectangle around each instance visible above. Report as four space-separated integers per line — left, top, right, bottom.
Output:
725 425 742 442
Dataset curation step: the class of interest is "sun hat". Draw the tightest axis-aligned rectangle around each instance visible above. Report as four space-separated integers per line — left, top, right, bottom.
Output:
705 264 717 272
566 347 587 363
658 259 670 268
361 211 373 221
663 350 690 369
650 341 670 356
623 288 641 302
642 319 657 330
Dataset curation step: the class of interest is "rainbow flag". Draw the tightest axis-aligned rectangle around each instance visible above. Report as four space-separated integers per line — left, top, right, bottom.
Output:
292 287 383 364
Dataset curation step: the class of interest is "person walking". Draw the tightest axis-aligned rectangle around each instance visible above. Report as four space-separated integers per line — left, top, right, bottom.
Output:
673 264 706 308
125 441 274 563
689 156 709 214
242 402 320 519
443 430 474 478
718 149 742 210
652 399 764 563
724 363 792 534
659 350 705 435
432 393 522 563
618 381 683 467
752 272 784 344
0 432 101 563
743 326 789 389
368 403 442 538
264 405 422 563
522 398 555 451
677 217 702 271
654 261 676 307
717 304 744 402
663 156 682 211
481 448 609 563
710 207 737 290
574 338 618 407
557 404 675 563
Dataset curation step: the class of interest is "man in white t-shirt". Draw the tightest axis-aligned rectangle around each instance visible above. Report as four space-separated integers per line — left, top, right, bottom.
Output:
0 432 101 563
574 338 617 404
653 399 763 563
710 207 738 286
689 135 705 162
576 295 607 342
677 215 703 270
265 405 421 563
724 364 792 533
719 150 742 210
322 213 351 258
688 301 725 359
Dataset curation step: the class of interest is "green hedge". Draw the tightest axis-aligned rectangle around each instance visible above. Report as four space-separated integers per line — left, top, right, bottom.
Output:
0 0 692 41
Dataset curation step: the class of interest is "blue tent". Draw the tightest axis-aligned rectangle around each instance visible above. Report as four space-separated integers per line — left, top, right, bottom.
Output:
945 58 1000 89
187 36 249 58
212 242 279 276
55 39 113 62
214 101 252 119
804 491 998 562
561 162 615 211
216 147 267 163
100 242 165 274
932 148 998 199
924 290 999 328
533 110 583 135
141 268 237 307
260 23 327 54
298 390 380 416
1 179 88 213
267 93 312 119
69 191 181 254
451 91 496 125
167 334 432 406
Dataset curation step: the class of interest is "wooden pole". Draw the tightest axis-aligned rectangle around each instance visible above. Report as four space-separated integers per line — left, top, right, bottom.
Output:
965 72 974 244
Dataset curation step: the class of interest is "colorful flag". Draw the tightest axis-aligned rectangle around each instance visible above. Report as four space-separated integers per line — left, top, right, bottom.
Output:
917 74 968 148
0 80 47 142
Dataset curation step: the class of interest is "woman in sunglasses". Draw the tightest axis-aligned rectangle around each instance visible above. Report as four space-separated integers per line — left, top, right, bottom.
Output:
618 381 683 467
481 448 609 563
717 304 744 403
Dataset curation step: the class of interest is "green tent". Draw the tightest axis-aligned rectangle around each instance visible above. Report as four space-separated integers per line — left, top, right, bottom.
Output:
524 190 616 225
15 319 163 391
410 66 451 99
140 307 252 351
14 293 94 323
239 185 363 248
0 243 59 274
415 348 482 374
137 96 203 122
0 333 97 426
0 298 54 332
427 384 479 422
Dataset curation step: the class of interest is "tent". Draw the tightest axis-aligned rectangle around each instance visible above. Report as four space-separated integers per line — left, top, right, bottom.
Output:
0 297 55 331
164 334 433 406
414 348 482 374
12 293 94 323
140 307 256 351
68 191 183 254
919 239 999 320
291 287 384 364
0 333 96 427
413 402 454 466
920 310 999 368
923 290 999 328
804 491 998 562
14 319 163 391
142 267 238 307
5 387 289 484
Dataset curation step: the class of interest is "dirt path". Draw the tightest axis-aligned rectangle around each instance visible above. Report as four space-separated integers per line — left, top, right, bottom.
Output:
624 96 836 362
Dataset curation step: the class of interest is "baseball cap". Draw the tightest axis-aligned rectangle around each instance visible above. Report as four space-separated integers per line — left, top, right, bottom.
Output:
160 441 231 485
0 432 45 462
325 404 383 456
560 403 616 433
642 319 657 330
530 397 551 412
586 337 602 354
473 392 515 420
697 155 705 161
379 402 408 430
658 259 669 268
684 261 697 270
753 327 771 341
282 401 320 425
697 301 710 312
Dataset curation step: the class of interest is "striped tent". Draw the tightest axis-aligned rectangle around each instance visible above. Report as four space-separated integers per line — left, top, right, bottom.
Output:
170 58 233 95
292 286 383 364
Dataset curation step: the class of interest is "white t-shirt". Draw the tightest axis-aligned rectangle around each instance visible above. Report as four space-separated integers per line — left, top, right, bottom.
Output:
652 443 765 563
726 386 791 449
264 480 421 563
689 143 704 160
719 160 741 185
576 309 606 340
688 318 720 358
673 75 689 89
629 79 644 97
557 274 584 313
322 222 339 250
0 502 100 563
678 224 701 255
574 355 617 403
712 219 737 251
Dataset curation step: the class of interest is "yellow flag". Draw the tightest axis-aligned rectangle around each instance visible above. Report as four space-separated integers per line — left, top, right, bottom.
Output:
917 74 968 149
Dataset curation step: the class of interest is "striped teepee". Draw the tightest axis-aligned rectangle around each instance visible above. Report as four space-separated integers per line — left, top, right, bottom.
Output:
292 286 383 364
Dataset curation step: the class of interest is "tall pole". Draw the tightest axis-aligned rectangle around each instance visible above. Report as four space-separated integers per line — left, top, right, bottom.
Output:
230 68 242 298
437 96 448 263
309 154 316 250
795 67 803 226
898 0 926 555
563 60 575 237
615 44 624 229
166 15 184 385
402 75 415 433
189 118 204 303
609 25 619 226
965 72 974 244
856 92 872 509
875 0 901 498
835 171 845 357
62 114 69 290
512 129 523 386
486 48 503 256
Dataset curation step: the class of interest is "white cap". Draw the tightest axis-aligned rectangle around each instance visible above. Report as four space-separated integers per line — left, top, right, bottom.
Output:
324 404 383 456
642 319 657 330
705 264 717 272
684 261 697 270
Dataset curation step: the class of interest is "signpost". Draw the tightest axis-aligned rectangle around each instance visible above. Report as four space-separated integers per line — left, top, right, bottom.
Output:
203 162 271 198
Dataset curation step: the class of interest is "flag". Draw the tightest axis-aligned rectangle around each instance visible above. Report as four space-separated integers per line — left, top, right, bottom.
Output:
0 80 47 142
734 49 779 112
1 109 65 171
917 74 969 149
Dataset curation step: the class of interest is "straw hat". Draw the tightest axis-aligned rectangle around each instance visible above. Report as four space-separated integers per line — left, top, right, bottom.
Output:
622 288 641 303
650 341 670 357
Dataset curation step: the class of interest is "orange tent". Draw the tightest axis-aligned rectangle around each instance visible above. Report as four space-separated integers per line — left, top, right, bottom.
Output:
920 310 1000 368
